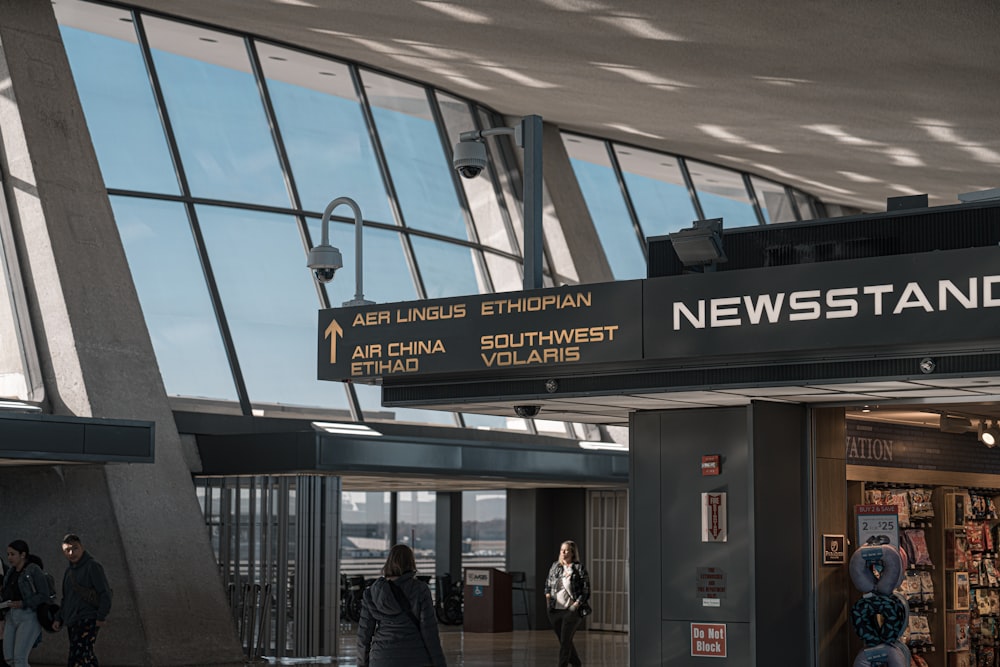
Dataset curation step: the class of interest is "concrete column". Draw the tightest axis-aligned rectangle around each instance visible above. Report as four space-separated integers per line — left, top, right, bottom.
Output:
630 403 810 666
434 491 462 582
0 2 242 664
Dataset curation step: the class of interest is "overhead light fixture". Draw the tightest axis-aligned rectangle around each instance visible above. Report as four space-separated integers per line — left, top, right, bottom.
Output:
578 441 628 451
939 415 973 434
0 400 42 413
979 420 1000 448
667 218 727 271
312 422 383 437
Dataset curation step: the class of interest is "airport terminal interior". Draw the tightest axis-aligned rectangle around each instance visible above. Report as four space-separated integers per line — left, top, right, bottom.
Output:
1 1 998 665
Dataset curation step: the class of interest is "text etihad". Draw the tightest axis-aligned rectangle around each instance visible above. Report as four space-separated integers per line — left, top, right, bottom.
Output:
673 276 1000 330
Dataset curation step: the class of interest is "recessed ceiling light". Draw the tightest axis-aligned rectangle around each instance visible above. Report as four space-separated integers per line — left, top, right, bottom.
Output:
312 421 383 437
579 441 628 451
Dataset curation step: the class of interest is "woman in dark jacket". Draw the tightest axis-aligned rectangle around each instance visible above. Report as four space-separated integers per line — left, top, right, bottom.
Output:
357 544 446 667
544 540 591 667
2 540 51 667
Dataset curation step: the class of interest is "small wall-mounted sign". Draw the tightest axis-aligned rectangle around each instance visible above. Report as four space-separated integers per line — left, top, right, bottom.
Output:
701 455 720 476
822 534 846 565
696 567 727 599
701 492 727 542
691 622 727 657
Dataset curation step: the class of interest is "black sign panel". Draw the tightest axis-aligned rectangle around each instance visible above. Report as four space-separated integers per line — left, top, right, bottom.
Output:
318 281 643 381
644 245 1000 361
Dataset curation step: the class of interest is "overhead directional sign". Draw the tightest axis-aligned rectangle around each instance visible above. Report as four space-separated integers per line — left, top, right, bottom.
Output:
318 281 643 381
644 245 1000 360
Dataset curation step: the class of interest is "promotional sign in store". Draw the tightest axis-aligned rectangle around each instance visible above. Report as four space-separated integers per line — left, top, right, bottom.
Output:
855 504 899 548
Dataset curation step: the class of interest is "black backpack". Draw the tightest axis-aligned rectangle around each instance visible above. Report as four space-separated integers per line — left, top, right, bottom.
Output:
27 567 60 633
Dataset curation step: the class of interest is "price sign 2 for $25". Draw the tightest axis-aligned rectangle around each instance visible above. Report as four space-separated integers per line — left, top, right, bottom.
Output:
855 504 899 549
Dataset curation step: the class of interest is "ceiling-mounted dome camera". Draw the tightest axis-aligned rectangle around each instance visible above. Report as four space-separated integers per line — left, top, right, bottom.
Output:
453 140 488 179
513 405 541 418
307 243 343 284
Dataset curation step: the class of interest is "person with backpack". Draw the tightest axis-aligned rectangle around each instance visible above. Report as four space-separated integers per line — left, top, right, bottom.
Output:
2 539 51 667
357 544 446 667
51 534 111 667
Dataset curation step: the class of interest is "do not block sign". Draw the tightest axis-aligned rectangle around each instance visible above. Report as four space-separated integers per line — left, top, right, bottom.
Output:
691 622 727 657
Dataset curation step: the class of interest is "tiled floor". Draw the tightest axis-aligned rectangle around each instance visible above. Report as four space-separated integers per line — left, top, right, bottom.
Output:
31 625 629 666
258 625 629 666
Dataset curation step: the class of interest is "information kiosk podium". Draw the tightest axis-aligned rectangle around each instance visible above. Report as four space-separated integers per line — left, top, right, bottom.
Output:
463 568 512 632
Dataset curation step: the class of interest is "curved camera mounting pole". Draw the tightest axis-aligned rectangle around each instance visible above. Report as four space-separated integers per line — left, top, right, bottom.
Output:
457 115 544 291
318 196 374 307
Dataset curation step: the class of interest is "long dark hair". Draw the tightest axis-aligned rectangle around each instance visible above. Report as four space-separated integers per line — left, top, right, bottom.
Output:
382 544 417 577
8 540 43 569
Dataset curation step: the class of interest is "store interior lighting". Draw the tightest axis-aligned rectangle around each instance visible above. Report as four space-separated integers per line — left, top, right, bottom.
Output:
939 414 973 434
978 420 1000 447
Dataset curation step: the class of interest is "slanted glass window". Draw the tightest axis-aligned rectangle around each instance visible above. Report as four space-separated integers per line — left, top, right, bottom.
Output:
362 70 468 240
144 19 289 207
56 3 178 194
793 190 818 220
319 222 417 307
195 205 349 410
613 147 698 238
462 413 534 434
257 45 394 223
409 236 482 299
687 160 760 228
563 135 646 280
349 368 460 426
111 196 237 401
437 92 523 293
0 174 41 402
751 177 796 224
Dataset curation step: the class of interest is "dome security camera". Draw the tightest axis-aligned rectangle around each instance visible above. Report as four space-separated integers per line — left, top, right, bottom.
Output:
513 405 541 418
453 140 488 179
307 243 343 284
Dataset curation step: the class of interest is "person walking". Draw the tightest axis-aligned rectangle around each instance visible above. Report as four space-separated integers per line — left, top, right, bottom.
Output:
544 540 591 667
51 534 111 667
357 544 446 667
2 540 51 667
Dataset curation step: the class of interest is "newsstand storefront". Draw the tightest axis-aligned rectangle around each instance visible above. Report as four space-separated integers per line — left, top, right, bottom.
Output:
315 197 1000 667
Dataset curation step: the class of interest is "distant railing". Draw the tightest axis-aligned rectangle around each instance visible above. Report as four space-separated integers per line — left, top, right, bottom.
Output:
340 555 506 580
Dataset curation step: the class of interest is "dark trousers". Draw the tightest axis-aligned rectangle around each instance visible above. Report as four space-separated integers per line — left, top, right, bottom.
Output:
67 619 100 667
547 608 582 667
